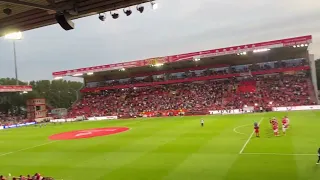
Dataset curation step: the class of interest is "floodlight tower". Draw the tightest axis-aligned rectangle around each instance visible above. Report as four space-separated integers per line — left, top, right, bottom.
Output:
4 31 23 85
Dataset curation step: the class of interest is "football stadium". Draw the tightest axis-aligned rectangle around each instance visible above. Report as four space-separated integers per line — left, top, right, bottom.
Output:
1 1 320 180
2 34 320 179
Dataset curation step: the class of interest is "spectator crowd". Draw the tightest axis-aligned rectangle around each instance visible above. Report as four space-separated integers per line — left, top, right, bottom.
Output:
0 112 26 127
69 69 315 118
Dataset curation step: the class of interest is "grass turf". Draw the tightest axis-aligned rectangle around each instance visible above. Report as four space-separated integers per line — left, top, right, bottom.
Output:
0 111 320 180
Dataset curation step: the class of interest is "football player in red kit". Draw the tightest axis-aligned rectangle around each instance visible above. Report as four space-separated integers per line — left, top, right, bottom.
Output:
254 122 259 137
270 117 277 125
273 123 279 136
284 116 290 128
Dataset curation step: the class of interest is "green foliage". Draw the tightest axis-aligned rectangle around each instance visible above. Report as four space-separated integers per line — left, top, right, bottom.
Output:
0 78 83 113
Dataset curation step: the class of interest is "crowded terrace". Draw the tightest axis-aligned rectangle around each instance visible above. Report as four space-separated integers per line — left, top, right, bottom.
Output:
68 58 316 118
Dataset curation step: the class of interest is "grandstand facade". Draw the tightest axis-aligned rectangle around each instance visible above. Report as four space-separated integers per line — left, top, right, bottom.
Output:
52 35 318 118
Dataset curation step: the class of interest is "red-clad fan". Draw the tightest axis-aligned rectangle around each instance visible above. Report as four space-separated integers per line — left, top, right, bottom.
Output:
27 175 32 180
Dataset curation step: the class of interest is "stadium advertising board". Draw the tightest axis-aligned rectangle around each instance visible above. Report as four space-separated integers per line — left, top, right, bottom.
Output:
49 116 118 123
209 109 243 115
2 122 36 129
87 116 118 121
209 105 320 115
272 105 320 111
0 85 32 92
35 117 53 122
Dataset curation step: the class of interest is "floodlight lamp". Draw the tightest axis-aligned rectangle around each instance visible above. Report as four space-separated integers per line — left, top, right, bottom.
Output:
123 9 132 16
98 13 106 21
4 31 22 40
193 57 200 61
297 45 300 47
136 5 144 13
151 1 158 10
301 44 305 47
54 77 63 80
87 72 94 75
305 44 308 47
293 45 296 48
154 63 163 67
73 73 83 77
120 68 126 71
110 11 119 19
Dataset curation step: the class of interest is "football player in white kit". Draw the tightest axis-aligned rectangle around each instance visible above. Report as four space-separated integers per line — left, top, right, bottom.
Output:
200 119 204 127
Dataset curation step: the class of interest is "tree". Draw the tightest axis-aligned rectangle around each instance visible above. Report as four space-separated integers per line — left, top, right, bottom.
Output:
0 78 83 114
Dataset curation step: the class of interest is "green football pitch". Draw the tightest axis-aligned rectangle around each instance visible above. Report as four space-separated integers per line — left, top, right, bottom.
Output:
1 111 320 180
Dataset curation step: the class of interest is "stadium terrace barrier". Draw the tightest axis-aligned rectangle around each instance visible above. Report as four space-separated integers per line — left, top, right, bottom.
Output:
87 116 118 121
1 122 36 129
272 105 320 111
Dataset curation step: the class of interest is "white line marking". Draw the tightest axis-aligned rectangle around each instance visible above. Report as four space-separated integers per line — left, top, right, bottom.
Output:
0 141 57 157
241 152 317 156
239 117 263 154
233 124 251 135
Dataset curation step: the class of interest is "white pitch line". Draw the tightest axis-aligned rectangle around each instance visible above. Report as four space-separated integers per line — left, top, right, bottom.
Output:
241 152 317 156
233 124 251 135
239 117 264 154
0 141 57 157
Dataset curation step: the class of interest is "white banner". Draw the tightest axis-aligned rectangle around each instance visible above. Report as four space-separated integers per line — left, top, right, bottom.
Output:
272 105 320 112
0 126 3 130
209 109 243 115
35 117 53 122
87 116 118 121
50 119 66 123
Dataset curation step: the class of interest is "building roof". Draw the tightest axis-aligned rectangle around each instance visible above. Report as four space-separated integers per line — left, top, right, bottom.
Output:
0 0 149 36
52 35 313 78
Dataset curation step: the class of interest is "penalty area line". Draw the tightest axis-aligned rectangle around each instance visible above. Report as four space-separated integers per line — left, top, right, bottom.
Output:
239 117 264 154
0 141 57 157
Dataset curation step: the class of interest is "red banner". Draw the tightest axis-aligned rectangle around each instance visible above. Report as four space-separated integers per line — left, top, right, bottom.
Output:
0 85 32 92
52 35 312 77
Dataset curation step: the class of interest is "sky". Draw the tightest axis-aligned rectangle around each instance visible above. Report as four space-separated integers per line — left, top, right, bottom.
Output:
0 0 320 82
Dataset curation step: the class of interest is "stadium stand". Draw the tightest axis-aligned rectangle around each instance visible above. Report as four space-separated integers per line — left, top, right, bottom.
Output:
50 35 317 119
67 58 316 118
0 112 26 126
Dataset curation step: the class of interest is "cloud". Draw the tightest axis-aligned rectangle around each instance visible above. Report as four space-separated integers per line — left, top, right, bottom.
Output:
0 0 319 81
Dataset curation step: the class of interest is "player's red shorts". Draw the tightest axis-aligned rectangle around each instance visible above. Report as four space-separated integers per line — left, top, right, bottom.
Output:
255 129 259 133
